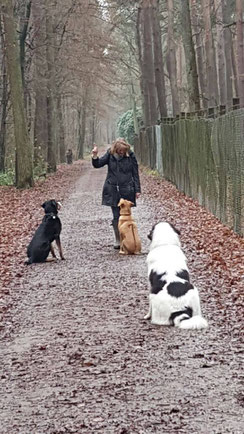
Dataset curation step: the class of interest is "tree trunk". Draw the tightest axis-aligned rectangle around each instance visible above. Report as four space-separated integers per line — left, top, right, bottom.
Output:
167 0 180 116
214 0 226 106
77 86 89 159
45 1 57 173
0 61 8 173
90 106 96 145
151 0 167 119
2 0 33 188
141 0 158 126
223 0 233 107
57 94 66 163
136 5 149 126
128 50 139 135
191 0 208 109
181 0 200 111
236 0 244 107
0 16 8 172
201 0 219 107
231 35 239 98
19 0 31 108
32 0 48 164
130 81 139 135
77 103 87 160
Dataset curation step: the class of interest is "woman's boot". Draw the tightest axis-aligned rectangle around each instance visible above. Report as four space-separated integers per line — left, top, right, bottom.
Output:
111 219 120 249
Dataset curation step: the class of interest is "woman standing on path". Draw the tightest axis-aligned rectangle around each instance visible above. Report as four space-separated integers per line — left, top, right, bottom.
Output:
91 138 141 248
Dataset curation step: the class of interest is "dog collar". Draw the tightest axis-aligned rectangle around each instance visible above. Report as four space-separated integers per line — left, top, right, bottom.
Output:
45 212 57 218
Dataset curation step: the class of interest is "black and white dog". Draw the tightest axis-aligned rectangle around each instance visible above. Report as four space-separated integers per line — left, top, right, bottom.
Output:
144 222 208 329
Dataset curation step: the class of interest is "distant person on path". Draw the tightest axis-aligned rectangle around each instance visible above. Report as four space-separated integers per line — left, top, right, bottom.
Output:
91 138 141 249
66 149 73 164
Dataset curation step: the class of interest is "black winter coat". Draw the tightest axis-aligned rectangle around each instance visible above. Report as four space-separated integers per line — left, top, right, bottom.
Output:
92 149 141 207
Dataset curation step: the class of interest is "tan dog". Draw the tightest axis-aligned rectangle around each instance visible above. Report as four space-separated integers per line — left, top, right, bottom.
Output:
118 199 142 255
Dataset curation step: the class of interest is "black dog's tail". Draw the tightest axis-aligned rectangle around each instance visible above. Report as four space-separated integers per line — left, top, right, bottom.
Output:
170 307 208 329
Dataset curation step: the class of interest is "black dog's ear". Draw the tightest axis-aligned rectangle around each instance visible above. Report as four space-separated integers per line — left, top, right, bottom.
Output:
41 201 46 209
51 199 57 208
169 223 181 236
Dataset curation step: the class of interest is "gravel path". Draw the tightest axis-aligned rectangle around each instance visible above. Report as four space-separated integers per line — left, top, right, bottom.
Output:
0 161 243 433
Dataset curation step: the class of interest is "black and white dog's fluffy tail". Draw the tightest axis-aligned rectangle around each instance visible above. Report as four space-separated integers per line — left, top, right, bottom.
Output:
170 307 208 330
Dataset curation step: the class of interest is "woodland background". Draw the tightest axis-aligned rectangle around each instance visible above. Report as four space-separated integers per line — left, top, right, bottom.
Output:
0 3 243 430
0 0 243 233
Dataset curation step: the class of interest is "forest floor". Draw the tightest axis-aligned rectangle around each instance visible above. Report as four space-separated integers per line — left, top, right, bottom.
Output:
0 158 243 433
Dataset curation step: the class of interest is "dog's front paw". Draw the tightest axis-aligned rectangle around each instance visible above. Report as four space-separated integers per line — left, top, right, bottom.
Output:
144 313 151 320
60 256 65 260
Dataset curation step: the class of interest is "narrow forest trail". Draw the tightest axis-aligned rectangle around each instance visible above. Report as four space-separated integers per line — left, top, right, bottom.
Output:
0 160 243 434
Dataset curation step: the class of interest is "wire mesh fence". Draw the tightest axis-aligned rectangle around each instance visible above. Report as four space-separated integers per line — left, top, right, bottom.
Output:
134 108 244 236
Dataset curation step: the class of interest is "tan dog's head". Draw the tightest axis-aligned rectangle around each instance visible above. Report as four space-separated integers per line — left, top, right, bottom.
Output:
118 198 134 215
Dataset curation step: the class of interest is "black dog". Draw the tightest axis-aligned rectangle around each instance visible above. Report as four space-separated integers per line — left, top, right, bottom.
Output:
26 200 64 265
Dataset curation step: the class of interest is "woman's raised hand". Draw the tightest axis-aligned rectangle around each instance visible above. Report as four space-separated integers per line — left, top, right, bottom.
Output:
92 144 98 158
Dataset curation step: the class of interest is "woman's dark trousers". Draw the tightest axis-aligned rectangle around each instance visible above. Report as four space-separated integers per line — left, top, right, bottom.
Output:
111 206 120 249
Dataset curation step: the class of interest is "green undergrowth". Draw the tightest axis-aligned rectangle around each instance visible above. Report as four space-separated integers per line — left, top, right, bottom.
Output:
143 167 161 178
0 170 15 186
